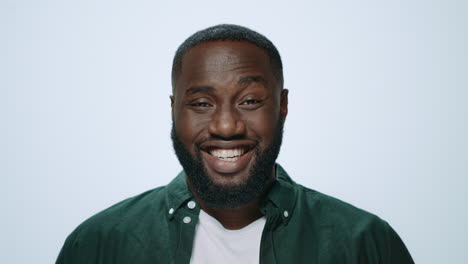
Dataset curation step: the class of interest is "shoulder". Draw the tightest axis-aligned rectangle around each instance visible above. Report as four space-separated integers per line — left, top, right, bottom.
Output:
290 183 413 263
294 183 388 234
76 186 167 236
56 186 169 263
275 164 383 230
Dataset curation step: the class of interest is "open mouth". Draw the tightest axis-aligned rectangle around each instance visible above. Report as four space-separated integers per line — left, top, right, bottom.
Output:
199 142 256 174
206 146 252 162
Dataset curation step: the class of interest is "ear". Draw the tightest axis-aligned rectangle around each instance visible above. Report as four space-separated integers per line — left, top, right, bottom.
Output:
170 95 175 121
280 89 289 121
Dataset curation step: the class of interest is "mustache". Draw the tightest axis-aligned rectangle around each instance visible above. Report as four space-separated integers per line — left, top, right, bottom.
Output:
194 135 261 150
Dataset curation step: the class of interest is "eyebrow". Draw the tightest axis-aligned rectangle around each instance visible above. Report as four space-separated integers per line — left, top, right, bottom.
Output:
238 75 267 85
185 85 215 95
184 75 267 95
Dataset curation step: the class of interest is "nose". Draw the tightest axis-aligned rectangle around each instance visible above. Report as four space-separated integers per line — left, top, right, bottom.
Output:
208 106 246 140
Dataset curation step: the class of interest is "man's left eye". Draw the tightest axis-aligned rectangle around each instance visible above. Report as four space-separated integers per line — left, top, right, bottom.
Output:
240 99 261 105
192 102 211 107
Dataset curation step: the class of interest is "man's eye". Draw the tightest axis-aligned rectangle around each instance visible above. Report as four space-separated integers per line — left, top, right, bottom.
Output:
191 102 211 107
240 99 261 105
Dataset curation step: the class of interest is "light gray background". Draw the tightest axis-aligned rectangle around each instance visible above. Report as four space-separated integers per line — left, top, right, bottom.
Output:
2 0 467 263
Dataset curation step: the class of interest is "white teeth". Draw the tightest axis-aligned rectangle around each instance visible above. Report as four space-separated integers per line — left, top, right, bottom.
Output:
210 148 245 161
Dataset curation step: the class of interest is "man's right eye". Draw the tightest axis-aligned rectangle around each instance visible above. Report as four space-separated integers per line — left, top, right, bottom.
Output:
191 102 211 107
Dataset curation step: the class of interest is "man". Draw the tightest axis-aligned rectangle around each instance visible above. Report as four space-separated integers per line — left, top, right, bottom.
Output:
57 24 414 263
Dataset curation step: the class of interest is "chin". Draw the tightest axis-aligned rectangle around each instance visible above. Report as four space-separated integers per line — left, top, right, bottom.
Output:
171 118 284 209
204 165 254 188
201 150 258 187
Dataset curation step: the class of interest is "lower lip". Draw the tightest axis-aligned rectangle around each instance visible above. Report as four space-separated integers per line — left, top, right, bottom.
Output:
201 149 254 174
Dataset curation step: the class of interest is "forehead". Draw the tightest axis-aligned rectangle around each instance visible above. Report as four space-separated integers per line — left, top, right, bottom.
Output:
174 41 276 92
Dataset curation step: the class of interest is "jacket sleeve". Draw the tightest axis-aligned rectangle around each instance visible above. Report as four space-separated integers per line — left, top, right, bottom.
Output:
353 217 414 264
384 222 414 264
56 230 80 264
55 224 149 264
55 226 102 264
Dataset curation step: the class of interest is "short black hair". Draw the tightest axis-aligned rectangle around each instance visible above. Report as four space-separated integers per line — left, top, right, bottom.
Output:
171 24 283 90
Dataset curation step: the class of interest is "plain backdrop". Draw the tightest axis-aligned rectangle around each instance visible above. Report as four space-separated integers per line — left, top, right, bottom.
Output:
2 0 467 263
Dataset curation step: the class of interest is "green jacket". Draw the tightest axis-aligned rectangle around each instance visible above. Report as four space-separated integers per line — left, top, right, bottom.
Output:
57 164 414 263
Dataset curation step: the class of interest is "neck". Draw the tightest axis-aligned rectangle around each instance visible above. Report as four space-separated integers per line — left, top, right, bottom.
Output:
202 200 264 230
189 167 276 230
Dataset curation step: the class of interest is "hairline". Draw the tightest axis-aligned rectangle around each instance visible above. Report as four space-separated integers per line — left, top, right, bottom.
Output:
171 24 284 95
171 40 283 94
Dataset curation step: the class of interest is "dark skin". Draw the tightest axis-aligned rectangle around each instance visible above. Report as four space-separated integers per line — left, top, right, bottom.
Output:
171 41 288 229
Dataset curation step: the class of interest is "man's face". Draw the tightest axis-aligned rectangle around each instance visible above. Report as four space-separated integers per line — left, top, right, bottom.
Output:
171 40 288 208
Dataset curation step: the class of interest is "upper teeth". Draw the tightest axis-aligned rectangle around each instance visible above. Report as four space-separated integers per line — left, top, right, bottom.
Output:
210 148 245 159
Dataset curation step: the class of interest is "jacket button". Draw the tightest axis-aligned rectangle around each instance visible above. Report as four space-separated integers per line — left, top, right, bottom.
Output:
183 216 192 224
187 201 196 209
284 210 289 218
169 208 174 215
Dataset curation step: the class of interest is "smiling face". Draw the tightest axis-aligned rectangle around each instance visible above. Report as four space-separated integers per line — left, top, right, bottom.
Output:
171 40 288 208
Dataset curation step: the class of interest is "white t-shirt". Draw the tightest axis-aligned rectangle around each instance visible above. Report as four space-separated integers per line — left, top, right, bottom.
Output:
190 209 266 264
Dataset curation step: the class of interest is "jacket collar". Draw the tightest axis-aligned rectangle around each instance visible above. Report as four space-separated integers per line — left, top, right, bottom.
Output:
164 170 193 220
262 164 297 226
164 164 297 225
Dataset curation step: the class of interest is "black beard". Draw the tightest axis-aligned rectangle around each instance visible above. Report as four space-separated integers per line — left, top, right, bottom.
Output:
171 118 284 209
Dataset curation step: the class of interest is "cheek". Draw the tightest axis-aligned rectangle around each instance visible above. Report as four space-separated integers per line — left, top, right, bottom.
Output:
175 110 211 146
243 107 280 142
